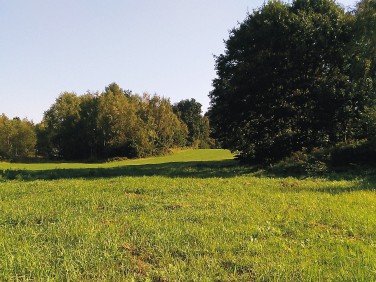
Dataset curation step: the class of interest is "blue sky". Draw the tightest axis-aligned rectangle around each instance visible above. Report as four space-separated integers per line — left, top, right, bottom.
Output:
0 0 357 122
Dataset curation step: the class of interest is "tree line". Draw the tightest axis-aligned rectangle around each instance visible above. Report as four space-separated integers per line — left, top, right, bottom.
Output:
0 116 36 160
0 83 213 161
209 0 376 165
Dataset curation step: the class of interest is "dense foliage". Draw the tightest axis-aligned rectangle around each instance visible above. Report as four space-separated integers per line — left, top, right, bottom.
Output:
36 83 189 160
209 0 376 163
173 99 214 148
0 115 36 160
1 83 214 161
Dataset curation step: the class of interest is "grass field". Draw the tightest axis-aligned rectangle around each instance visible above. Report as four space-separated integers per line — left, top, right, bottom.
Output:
0 149 375 281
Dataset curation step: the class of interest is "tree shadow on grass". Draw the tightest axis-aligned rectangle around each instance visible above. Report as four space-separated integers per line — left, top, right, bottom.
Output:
259 165 376 194
0 160 256 181
276 177 376 194
1 160 375 194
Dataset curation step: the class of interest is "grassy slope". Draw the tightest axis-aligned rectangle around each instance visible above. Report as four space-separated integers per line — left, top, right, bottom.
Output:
0 149 375 281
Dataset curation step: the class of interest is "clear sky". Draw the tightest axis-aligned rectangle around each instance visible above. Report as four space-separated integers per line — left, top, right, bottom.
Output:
0 0 357 123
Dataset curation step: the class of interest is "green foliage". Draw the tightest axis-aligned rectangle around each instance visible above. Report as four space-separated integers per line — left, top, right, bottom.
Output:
330 140 376 166
0 150 375 280
97 85 143 158
269 140 376 177
40 83 188 160
209 0 376 163
173 99 214 148
43 92 82 159
173 99 214 149
76 93 101 160
141 94 188 155
269 147 331 176
0 115 36 160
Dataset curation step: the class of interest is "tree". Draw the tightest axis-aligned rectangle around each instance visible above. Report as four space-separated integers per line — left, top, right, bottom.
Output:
97 83 145 158
352 0 376 142
43 92 82 159
173 99 213 148
209 0 375 163
199 115 213 149
141 93 188 154
35 121 52 158
8 118 36 159
38 83 191 160
0 114 11 158
0 114 36 159
76 92 101 159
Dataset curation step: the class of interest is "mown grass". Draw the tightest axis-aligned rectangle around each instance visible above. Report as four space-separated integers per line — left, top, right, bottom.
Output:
0 149 375 281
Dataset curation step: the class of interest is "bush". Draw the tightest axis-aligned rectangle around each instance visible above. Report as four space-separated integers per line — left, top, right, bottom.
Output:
331 140 376 166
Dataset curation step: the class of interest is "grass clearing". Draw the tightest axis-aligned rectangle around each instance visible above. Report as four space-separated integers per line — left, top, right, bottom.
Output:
0 149 375 280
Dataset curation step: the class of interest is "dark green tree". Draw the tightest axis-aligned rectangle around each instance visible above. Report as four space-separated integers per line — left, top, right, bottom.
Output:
43 92 82 159
353 0 376 142
173 99 203 145
173 99 212 148
77 92 101 159
209 0 375 163
35 121 52 158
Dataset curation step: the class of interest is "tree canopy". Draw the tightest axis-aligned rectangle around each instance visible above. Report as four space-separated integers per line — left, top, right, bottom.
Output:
173 99 214 148
209 0 376 163
1 83 214 161
38 83 189 160
0 115 36 160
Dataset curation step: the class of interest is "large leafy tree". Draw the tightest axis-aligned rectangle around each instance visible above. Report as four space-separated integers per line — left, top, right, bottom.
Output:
141 93 188 154
77 92 101 159
43 92 82 159
97 83 145 158
173 99 202 145
353 0 376 141
209 0 376 163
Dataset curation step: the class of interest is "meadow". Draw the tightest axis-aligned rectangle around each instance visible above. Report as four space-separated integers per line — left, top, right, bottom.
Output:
0 149 375 281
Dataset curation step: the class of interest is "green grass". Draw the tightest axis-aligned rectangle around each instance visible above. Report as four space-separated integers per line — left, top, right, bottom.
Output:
0 149 375 281
0 149 233 171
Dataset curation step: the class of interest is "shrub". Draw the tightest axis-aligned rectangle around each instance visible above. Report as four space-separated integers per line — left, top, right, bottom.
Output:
331 140 376 166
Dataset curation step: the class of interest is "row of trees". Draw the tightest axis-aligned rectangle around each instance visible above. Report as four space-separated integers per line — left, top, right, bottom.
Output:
0 83 212 160
0 115 36 160
209 0 376 163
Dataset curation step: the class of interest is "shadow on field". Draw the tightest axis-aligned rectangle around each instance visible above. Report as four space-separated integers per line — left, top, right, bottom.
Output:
0 160 256 181
256 167 376 194
2 160 375 194
276 178 376 194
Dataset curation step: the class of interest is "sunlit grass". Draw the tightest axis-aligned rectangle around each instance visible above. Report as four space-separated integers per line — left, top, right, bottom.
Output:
0 149 375 280
0 149 233 170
